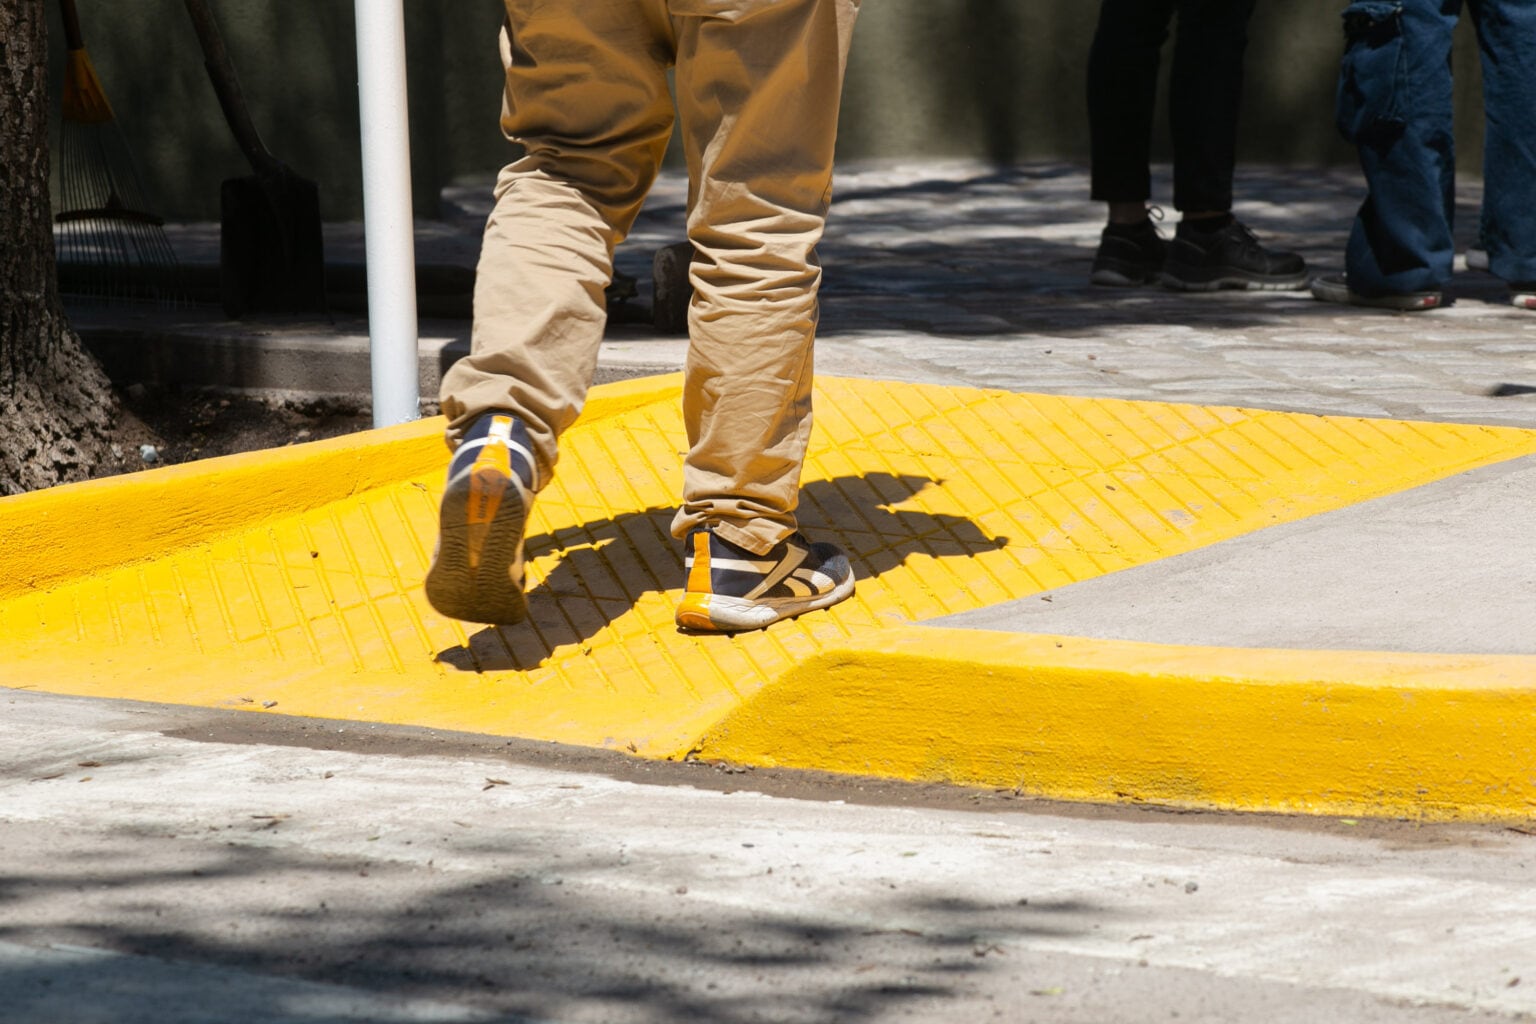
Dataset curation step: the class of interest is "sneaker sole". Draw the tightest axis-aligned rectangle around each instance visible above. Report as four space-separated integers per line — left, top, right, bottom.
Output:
425 473 529 625
675 574 856 633
1310 280 1442 311
1512 292 1536 310
1161 269 1309 292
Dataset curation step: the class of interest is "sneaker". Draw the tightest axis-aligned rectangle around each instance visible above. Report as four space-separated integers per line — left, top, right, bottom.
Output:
1512 284 1536 310
675 528 855 633
1162 218 1307 291
1466 247 1490 272
1309 273 1442 311
425 411 537 624
1090 216 1167 287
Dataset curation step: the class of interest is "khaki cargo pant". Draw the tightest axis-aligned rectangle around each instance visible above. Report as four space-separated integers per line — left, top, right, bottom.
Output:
439 0 860 556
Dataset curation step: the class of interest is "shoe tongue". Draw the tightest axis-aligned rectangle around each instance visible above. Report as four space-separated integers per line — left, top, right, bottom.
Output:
454 412 536 490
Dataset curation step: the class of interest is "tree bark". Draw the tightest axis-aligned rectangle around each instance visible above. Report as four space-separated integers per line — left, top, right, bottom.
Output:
1 0 119 495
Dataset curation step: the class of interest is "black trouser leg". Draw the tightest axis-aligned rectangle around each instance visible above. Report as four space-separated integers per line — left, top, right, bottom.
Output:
1168 0 1258 213
1087 0 1176 203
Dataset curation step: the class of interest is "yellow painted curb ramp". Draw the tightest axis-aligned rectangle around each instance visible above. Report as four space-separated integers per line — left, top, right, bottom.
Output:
3 375 1535 820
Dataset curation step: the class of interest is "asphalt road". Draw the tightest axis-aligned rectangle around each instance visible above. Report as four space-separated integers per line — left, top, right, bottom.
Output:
5 688 1536 1024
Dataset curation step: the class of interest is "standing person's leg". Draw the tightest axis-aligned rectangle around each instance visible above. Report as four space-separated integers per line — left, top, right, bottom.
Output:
1336 0 1458 301
1086 0 1175 286
667 0 859 632
1469 0 1536 306
427 1 675 624
1160 0 1307 291
1166 0 1255 218
1087 0 1175 215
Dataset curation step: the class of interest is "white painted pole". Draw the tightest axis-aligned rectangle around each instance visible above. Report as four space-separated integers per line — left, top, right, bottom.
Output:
354 0 420 427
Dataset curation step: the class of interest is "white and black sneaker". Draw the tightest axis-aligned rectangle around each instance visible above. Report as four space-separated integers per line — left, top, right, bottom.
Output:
675 528 855 633
425 410 538 624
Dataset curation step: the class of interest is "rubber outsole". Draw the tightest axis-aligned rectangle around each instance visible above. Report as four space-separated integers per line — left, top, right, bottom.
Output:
676 573 857 634
1161 270 1309 292
424 475 529 625
1310 277 1443 311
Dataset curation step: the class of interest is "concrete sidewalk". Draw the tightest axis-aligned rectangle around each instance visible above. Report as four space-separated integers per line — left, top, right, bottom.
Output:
6 160 1536 1022
23 161 1536 818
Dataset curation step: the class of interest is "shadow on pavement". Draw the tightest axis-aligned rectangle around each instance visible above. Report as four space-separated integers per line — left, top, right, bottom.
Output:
435 472 1009 674
0 829 1106 1023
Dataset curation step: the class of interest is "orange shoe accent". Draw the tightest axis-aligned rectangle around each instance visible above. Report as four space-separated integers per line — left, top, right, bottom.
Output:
465 418 514 569
675 593 714 630
685 530 713 594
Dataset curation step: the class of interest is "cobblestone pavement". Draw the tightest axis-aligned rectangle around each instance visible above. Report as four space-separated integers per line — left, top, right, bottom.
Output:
155 161 1535 429
594 161 1535 428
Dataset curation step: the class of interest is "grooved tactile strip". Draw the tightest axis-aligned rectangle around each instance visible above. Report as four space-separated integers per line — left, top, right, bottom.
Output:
4 376 1535 757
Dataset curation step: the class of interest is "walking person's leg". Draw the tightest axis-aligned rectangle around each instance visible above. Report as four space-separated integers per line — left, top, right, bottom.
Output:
427 0 675 624
668 0 859 631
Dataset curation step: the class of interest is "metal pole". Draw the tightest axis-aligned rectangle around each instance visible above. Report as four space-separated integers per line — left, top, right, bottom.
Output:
354 0 420 427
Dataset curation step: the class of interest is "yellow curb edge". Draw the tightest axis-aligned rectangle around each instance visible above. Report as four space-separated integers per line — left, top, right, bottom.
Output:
0 374 684 601
694 625 1536 821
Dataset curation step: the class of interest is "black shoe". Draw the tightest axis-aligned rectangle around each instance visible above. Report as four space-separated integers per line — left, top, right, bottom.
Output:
1090 217 1168 287
425 411 538 624
675 528 855 633
1163 219 1307 291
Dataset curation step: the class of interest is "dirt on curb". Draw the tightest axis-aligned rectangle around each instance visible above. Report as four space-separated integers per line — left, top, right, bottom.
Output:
98 384 380 478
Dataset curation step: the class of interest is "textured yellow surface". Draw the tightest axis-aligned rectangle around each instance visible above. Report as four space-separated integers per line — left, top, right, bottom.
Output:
3 375 1535 816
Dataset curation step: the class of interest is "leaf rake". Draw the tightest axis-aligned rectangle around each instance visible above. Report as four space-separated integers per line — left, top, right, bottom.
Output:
54 0 186 305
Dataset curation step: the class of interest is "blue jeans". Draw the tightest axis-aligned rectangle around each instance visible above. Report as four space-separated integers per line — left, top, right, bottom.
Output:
1337 0 1536 294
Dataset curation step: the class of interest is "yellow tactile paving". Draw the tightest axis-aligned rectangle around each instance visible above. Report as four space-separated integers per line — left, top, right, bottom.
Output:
3 375 1536 817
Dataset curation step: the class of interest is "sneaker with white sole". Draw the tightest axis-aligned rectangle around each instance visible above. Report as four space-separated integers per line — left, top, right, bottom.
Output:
675 528 855 633
1512 284 1536 310
425 411 537 624
1309 273 1442 311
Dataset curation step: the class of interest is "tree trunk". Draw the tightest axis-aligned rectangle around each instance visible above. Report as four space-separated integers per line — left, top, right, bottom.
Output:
0 0 120 496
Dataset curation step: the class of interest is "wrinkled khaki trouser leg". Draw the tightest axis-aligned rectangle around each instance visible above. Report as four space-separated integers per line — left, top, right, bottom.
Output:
439 0 858 555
